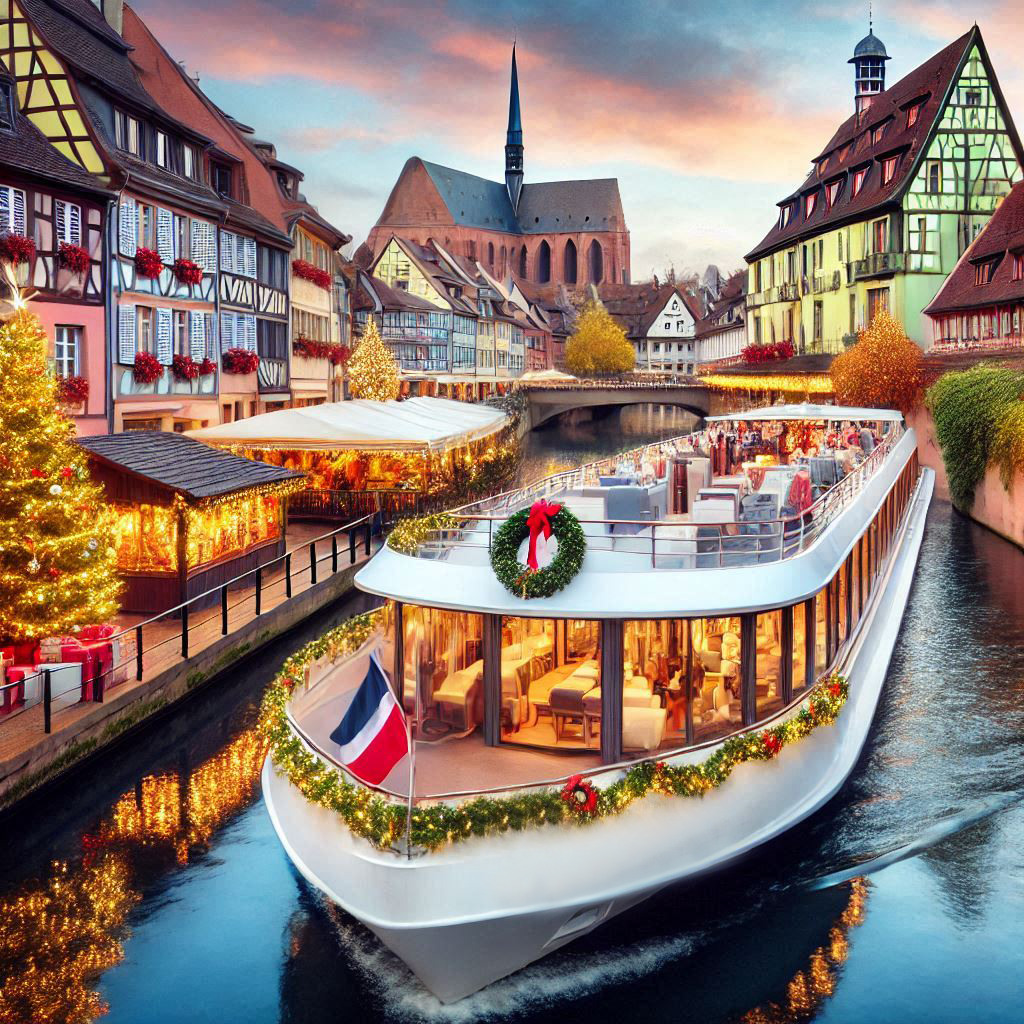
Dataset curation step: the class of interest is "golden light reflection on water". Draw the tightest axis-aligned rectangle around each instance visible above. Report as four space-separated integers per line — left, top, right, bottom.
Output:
740 878 868 1024
0 728 266 1024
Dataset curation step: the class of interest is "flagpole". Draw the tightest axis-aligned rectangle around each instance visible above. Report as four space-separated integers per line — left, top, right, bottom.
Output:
405 636 420 860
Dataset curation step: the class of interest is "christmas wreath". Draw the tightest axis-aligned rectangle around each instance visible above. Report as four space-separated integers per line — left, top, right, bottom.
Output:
561 774 598 816
490 500 586 598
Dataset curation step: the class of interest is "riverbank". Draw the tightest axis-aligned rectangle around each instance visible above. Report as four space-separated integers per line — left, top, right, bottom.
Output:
0 522 380 811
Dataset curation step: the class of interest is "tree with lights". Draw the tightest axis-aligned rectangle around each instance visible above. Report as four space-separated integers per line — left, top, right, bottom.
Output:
347 319 400 401
830 308 922 413
0 306 122 643
565 301 636 377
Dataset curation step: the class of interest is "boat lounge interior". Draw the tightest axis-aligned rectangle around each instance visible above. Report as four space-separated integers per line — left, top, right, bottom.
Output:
290 411 919 799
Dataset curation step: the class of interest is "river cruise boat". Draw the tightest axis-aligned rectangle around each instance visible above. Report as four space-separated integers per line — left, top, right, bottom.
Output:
262 403 934 1002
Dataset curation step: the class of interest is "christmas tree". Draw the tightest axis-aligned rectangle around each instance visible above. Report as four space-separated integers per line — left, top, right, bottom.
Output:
565 301 636 376
0 305 122 643
830 309 922 413
347 319 400 401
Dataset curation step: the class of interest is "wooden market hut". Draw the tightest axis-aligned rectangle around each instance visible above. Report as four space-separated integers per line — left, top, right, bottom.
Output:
77 432 304 613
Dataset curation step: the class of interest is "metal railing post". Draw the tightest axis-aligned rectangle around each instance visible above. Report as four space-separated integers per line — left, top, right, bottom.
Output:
181 603 189 659
364 521 371 556
332 535 338 573
255 566 262 616
349 529 356 565
95 665 104 703
136 625 143 681
285 553 292 598
221 584 229 635
43 669 51 734
310 542 317 585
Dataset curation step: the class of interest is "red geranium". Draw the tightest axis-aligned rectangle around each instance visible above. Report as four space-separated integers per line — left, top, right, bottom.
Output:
741 340 795 364
560 774 599 816
329 344 350 366
171 353 199 381
172 257 203 286
197 357 217 377
132 350 163 383
222 347 259 374
134 247 163 280
58 241 91 276
0 233 35 265
292 258 332 291
57 374 89 405
293 337 350 365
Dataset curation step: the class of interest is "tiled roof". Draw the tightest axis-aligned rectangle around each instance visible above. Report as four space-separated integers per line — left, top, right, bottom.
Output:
283 198 351 248
0 105 110 194
598 281 701 338
747 29 1005 261
420 159 625 235
77 431 302 501
222 198 292 247
926 182 1024 314
354 272 445 314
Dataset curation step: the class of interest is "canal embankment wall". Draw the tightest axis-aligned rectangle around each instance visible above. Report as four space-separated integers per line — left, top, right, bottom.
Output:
908 407 1024 549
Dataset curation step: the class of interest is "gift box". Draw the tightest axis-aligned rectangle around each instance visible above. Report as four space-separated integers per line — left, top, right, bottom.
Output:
39 635 78 662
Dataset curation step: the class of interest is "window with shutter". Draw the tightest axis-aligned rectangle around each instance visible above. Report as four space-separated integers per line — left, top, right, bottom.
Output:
117 304 137 363
156 308 173 365
243 314 257 351
55 200 82 245
119 198 138 257
0 185 27 235
204 314 216 357
220 311 236 353
156 208 174 264
192 221 216 272
244 236 257 278
220 229 235 274
189 310 206 360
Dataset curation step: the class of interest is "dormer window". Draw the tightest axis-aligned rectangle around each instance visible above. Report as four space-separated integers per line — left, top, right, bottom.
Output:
804 192 818 219
852 166 868 196
825 178 843 208
1013 253 1023 281
838 143 851 163
974 256 1000 285
817 156 829 175
211 161 233 197
871 121 890 145
881 154 900 185
906 103 921 128
779 203 793 229
114 110 142 157
276 171 294 198
156 131 170 169
0 80 13 132
183 144 198 180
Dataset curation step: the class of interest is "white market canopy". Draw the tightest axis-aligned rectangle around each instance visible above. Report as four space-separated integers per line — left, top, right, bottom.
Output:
705 403 904 424
186 397 508 453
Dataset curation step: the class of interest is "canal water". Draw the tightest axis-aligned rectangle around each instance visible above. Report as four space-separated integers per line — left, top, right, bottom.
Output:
1 404 1022 1024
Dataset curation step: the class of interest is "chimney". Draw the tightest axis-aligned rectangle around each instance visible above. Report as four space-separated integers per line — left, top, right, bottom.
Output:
102 0 124 35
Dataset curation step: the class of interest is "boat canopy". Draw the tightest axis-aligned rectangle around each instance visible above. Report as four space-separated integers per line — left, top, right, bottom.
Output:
186 397 508 453
705 403 904 424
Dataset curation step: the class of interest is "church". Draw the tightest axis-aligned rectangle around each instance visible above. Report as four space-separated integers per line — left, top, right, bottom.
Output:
361 47 631 287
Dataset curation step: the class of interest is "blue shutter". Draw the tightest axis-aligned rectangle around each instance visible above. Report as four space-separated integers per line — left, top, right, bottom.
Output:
243 314 257 351
244 236 257 278
156 208 174 264
156 308 173 365
117 304 137 363
219 229 233 274
119 198 137 257
189 311 206 360
220 311 235 353
10 187 25 235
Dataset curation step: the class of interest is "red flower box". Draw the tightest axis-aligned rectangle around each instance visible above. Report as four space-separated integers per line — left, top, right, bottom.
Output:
57 241 90 276
222 347 259 374
132 350 163 383
171 354 199 381
329 344 350 366
0 233 35 265
293 337 350 364
198 357 217 377
292 259 332 291
57 374 89 405
741 340 795 364
172 257 203 286
134 247 163 280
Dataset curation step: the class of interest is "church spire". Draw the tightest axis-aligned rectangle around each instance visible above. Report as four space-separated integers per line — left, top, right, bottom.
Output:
505 43 524 213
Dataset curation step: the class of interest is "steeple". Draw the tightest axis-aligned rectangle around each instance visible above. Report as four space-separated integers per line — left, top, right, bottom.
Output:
505 44 524 213
849 7 890 114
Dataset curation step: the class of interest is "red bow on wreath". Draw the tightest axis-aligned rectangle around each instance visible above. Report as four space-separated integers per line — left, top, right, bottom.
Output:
525 499 562 571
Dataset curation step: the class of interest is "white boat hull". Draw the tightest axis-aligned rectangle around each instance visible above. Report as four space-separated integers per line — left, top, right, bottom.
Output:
262 470 934 1003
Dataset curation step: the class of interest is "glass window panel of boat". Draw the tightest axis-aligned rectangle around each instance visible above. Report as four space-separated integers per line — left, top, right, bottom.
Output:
623 619 684 755
860 535 870 609
837 564 848 646
815 588 828 680
756 610 785 719
691 617 742 743
402 605 483 742
501 617 596 750
851 548 861 627
792 602 808 693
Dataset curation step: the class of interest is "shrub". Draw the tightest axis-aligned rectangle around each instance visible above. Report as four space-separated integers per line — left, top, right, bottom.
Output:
991 399 1024 492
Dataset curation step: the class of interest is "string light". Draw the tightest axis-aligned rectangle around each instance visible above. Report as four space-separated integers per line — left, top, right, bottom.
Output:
347 319 400 401
699 372 835 395
830 309 922 412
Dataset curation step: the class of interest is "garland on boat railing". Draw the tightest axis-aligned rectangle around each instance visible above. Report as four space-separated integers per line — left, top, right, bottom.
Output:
260 609 850 853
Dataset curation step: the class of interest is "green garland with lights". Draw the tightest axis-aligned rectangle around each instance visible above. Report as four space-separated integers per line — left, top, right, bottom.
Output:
386 512 458 555
261 609 850 854
490 506 586 599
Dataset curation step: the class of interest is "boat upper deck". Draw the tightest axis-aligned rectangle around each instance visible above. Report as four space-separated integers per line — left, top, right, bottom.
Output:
356 405 915 618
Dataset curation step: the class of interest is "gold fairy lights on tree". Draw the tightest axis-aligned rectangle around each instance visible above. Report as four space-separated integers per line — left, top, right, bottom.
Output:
0 296 122 643
830 309 922 413
347 319 400 402
564 300 636 376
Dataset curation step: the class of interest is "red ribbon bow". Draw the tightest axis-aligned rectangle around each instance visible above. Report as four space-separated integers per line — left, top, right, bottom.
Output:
525 500 562 571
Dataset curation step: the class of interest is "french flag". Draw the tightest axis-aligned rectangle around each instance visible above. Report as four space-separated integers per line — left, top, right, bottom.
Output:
329 651 409 786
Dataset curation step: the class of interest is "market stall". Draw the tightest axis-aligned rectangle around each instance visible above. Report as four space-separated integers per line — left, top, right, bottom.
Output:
186 397 511 521
77 432 304 613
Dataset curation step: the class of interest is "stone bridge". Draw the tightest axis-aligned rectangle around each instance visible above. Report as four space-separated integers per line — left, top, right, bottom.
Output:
521 381 718 430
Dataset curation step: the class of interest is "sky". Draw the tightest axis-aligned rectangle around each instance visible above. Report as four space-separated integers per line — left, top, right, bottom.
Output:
132 0 1024 281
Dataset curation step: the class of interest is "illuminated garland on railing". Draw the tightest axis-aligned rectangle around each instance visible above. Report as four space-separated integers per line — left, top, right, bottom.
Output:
261 610 850 853
387 512 458 554
699 372 834 394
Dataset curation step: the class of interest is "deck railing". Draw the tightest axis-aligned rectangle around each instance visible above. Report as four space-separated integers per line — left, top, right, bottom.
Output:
0 513 380 735
409 426 903 567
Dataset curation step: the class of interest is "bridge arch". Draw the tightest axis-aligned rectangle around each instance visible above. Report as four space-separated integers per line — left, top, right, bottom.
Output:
521 383 712 430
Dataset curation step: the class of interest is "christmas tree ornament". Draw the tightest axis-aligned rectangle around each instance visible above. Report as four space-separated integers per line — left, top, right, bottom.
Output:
49 484 62 496
27 558 39 573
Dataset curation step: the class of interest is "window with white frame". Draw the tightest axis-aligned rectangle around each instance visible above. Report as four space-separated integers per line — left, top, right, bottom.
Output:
114 110 142 157
54 200 82 246
174 310 189 356
0 184 26 235
54 325 81 376
137 307 154 353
